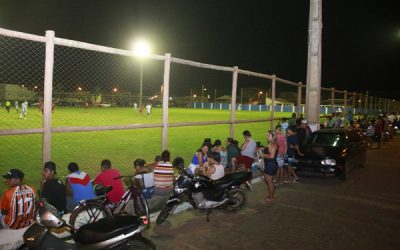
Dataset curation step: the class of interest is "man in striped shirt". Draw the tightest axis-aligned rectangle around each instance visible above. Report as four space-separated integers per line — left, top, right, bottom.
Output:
0 169 36 249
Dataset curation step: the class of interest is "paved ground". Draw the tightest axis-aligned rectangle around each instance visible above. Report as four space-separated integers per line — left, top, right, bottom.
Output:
146 137 400 250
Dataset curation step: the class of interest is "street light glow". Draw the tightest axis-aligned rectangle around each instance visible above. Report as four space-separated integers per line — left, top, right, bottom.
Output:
193 94 197 98
113 88 118 92
132 40 151 57
259 91 263 94
77 87 82 91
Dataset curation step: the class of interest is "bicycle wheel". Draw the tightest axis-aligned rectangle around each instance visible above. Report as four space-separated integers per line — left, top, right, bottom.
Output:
69 202 111 229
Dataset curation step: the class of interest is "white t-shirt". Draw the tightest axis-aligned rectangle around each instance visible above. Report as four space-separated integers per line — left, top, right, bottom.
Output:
209 164 224 180
241 137 257 159
145 105 151 113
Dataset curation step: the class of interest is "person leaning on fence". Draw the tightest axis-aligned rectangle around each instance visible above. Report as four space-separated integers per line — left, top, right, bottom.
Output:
65 162 96 211
154 150 174 195
133 159 154 199
93 159 125 204
41 161 66 215
0 169 36 250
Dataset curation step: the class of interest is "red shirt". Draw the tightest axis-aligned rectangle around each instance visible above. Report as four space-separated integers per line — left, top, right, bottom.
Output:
93 169 125 203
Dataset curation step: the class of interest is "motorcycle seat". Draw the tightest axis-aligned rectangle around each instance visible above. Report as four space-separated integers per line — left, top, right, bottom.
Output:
75 215 141 244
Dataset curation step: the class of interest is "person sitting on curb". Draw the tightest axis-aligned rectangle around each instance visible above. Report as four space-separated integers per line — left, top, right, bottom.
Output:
0 169 36 250
41 161 66 215
134 159 154 199
93 159 125 204
65 162 95 211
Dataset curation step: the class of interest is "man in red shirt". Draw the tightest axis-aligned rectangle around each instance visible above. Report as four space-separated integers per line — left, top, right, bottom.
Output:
93 159 125 204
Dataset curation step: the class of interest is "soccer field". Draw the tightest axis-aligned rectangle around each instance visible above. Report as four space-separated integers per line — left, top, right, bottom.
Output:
0 106 290 193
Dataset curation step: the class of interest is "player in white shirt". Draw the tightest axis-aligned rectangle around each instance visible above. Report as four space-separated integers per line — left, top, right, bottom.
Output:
145 104 152 116
19 101 28 119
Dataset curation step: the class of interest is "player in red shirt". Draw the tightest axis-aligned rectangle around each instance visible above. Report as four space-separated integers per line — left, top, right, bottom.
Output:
93 159 125 204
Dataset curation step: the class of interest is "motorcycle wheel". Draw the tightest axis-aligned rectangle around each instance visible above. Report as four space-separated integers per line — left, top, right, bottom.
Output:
156 204 176 225
226 188 246 211
69 202 111 229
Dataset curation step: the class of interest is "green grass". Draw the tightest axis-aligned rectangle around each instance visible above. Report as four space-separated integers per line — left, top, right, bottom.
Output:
0 107 290 193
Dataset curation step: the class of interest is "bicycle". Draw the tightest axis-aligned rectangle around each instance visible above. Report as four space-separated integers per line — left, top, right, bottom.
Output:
69 175 150 229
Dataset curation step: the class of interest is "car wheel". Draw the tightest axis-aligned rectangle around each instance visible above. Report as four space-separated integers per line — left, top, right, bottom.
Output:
340 162 347 180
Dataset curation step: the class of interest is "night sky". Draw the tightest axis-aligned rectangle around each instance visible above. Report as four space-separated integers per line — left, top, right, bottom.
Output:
0 0 399 98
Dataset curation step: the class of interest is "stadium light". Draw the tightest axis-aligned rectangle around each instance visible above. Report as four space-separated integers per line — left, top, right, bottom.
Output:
77 87 82 91
113 88 118 92
132 40 151 109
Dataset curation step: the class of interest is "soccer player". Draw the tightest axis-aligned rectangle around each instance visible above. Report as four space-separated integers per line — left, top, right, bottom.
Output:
5 100 11 113
145 103 152 116
14 100 19 113
0 169 36 249
19 101 28 119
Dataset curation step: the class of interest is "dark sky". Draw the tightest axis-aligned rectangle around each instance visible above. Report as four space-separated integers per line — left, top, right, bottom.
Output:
0 0 399 98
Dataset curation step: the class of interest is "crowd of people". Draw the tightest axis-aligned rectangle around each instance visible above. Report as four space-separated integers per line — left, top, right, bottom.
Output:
1 110 399 249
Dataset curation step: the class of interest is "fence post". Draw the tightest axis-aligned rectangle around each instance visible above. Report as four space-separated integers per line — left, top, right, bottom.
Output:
271 75 276 130
42 30 55 164
297 82 302 117
364 91 368 115
352 92 356 114
331 87 335 109
230 67 238 138
161 53 171 151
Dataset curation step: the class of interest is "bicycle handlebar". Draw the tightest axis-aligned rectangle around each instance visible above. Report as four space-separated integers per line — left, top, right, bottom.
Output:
113 174 136 180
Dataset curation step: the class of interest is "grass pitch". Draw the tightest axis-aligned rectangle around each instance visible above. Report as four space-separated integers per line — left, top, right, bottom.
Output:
0 106 290 193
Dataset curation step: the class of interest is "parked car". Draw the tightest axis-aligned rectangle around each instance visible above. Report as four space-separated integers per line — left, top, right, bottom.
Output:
295 128 367 180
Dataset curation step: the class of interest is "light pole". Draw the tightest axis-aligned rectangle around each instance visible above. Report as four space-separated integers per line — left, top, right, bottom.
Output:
133 40 151 108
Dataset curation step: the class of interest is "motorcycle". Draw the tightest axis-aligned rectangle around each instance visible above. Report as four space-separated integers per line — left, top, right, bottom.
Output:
22 200 156 249
156 162 251 224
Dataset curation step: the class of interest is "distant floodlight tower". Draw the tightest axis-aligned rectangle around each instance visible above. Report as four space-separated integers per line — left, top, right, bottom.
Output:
132 40 151 108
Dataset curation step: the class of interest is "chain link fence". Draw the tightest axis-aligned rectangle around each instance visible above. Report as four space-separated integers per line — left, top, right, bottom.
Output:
0 27 397 193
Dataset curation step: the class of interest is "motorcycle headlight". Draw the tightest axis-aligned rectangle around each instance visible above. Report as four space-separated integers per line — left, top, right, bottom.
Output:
321 158 336 166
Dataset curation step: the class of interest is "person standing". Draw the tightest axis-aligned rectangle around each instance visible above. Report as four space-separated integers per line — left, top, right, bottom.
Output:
275 125 287 184
41 161 66 215
0 169 36 250
19 101 28 120
65 162 95 211
259 131 279 202
145 104 152 116
5 100 11 113
225 137 240 172
14 100 19 113
286 126 304 183
93 159 125 204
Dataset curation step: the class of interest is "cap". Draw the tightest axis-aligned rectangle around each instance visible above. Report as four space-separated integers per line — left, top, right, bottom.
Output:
44 161 57 172
2 169 24 180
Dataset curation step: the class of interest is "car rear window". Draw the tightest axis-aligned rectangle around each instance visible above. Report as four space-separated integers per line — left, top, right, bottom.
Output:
304 133 344 147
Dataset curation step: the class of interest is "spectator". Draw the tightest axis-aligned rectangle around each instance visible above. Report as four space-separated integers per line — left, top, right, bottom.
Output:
134 159 154 199
259 130 279 202
288 113 297 127
286 126 304 183
188 143 209 175
280 118 289 133
296 118 307 146
231 130 257 177
201 152 225 180
41 161 66 215
225 137 240 172
275 125 287 184
212 139 227 167
93 159 125 204
154 150 174 195
65 162 95 211
0 169 36 250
